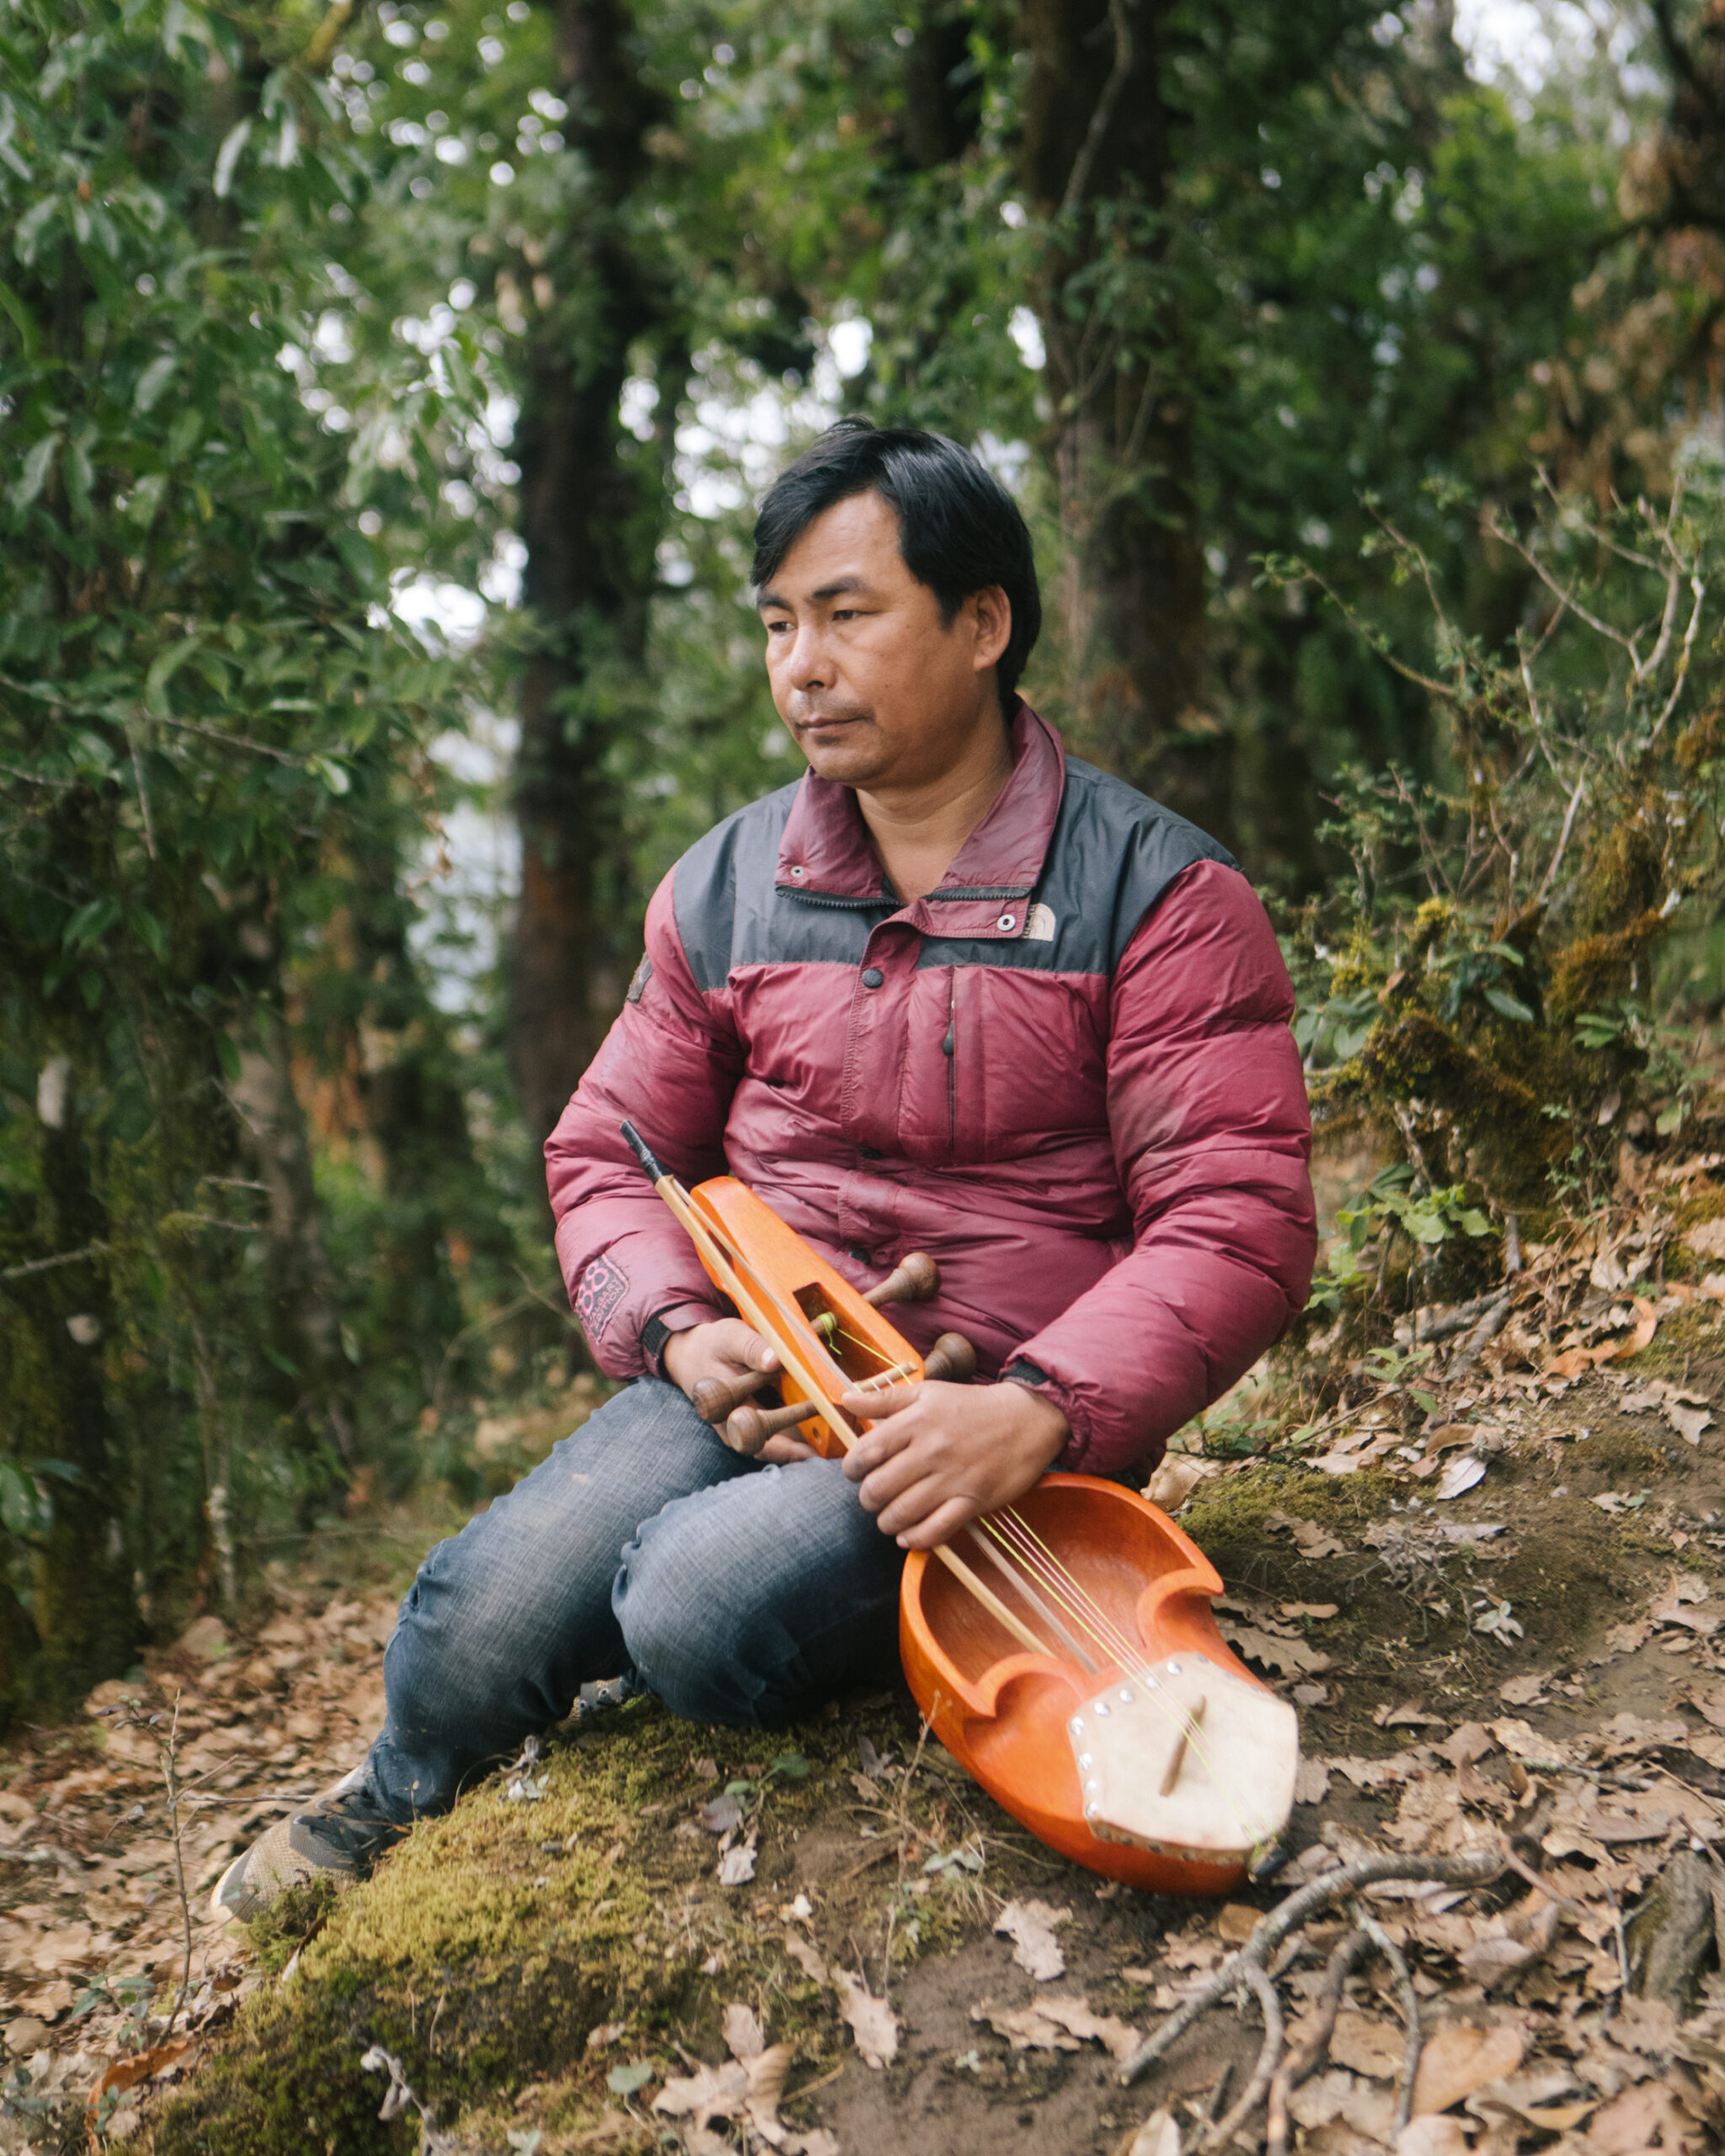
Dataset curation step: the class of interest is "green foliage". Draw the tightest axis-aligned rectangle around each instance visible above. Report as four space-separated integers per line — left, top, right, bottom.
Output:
1 0 1714 1709
0 0 519 1708
1281 464 1725 1306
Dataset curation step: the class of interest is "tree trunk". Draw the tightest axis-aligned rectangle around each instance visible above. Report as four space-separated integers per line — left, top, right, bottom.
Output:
1018 0 1231 843
230 1006 355 1488
507 0 677 1161
19 1054 139 1708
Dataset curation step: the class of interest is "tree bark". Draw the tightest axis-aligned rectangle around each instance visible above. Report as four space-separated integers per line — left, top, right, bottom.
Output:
17 1055 139 1709
230 1006 355 1486
1018 0 1230 842
508 0 677 1161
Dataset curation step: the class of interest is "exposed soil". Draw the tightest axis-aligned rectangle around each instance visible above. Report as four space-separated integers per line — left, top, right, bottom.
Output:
8 1278 1725 2152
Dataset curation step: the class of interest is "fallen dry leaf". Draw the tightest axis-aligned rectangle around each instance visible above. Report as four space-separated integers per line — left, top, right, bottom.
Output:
699 1793 744 1836
835 1972 898 2069
717 1834 757 1886
973 1993 1142 2063
994 1897 1071 1981
1124 2111 1182 2156
1498 1673 1548 1706
1217 1620 1332 1677
1279 1601 1339 1620
1145 1457 1215 1513
742 2041 794 2140
1439 1721 1495 1767
86 2037 193 2121
1266 1509 1347 1558
722 2002 764 2061
1411 2021 1525 2116
1216 1903 1261 1945
1329 2010 1405 2079
1295 1758 1332 1805
1588 2081 1694 2152
1434 1453 1487 1501
652 2058 749 2130
1395 2119 1471 2156
783 1932 829 1985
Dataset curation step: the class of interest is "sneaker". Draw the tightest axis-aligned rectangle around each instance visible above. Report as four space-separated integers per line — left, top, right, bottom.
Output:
211 1769 406 1923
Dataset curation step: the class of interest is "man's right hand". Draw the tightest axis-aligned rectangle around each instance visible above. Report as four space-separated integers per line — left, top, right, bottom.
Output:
661 1321 816 1465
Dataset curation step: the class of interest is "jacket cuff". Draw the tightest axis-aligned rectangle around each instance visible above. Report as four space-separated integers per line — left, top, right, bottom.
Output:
640 1298 726 1378
1000 1359 1096 1475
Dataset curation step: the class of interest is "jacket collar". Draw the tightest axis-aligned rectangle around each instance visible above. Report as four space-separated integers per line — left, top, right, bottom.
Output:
774 702 1066 933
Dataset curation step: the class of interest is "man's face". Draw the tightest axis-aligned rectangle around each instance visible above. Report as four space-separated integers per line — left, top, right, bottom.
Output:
756 489 1009 790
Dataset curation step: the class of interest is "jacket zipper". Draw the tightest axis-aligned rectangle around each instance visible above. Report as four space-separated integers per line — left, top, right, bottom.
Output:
943 972 956 1153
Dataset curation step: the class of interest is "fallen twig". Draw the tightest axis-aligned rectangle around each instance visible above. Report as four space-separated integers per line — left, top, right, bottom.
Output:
1447 1290 1513 1376
1118 1848 1503 2086
1265 1928 1370 2156
1411 1289 1507 1345
1357 1909 1420 2136
1204 1961 1282 2150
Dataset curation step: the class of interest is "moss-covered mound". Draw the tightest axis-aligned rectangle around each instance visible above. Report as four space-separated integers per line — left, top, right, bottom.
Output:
151 1689 1007 2154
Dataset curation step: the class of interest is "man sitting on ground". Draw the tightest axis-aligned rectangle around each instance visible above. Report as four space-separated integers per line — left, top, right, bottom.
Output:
216 418 1315 1919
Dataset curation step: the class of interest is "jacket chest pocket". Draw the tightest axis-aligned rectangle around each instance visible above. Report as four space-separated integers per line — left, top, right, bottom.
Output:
896 963 1107 1166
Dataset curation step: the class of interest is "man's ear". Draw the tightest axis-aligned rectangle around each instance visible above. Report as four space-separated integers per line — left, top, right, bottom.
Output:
969 584 1012 674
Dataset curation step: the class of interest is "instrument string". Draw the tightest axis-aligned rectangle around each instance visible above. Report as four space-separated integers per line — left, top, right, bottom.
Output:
686 1198 1266 1842
972 1509 1263 1844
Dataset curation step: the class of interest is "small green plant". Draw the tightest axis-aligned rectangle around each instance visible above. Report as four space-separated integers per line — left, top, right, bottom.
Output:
1337 1165 1492 1253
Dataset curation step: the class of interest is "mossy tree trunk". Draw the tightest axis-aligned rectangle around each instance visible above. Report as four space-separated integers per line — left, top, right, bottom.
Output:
1017 0 1226 841
19 1051 139 1708
507 0 682 1164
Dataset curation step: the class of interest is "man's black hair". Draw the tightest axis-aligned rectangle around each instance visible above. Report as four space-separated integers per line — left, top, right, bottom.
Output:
751 417 1041 712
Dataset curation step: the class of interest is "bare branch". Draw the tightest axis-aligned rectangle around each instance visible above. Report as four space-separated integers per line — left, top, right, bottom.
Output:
1642 562 1685 682
1482 511 1640 660
1533 773 1586 908
127 722 158 861
1296 568 1459 699
1118 1847 1504 2086
1060 0 1135 219
1356 1910 1421 2137
1650 574 1706 740
1204 1961 1284 2151
152 714 308 766
0 1241 109 1283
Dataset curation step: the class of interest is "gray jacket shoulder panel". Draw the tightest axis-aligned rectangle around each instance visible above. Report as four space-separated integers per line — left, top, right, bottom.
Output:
670 782 804 991
1019 757 1236 975
672 760 1235 989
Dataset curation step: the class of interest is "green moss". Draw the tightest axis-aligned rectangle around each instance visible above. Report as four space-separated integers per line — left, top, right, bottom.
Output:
1178 1465 1399 1601
1573 1428 1672 1481
247 1877 342 1977
1493 1496 1650 1627
153 1690 1010 2156
1352 1010 1562 1203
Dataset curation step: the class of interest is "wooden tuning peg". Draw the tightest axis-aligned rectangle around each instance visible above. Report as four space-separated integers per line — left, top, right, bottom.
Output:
864 1251 939 1307
692 1365 773 1424
922 1331 976 1383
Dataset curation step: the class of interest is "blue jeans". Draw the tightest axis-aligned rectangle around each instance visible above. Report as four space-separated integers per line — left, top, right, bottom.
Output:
358 1379 906 1821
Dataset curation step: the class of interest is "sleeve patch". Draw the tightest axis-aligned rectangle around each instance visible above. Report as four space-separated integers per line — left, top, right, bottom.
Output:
576 1254 629 1340
625 955 653 1004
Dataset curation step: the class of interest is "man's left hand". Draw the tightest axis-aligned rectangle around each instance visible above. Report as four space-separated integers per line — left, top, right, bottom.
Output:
837 1379 1070 1550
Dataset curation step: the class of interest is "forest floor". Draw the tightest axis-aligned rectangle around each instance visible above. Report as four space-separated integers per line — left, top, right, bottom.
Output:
10 1188 1725 2151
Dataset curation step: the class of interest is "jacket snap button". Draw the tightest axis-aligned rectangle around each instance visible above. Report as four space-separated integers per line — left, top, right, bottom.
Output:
996 912 1017 932
861 967 884 988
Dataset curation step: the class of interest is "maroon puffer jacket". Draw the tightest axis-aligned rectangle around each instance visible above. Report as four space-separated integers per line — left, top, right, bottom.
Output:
546 705 1315 1476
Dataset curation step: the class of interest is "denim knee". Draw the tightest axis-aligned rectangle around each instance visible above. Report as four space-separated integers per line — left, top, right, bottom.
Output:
611 1460 902 1727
